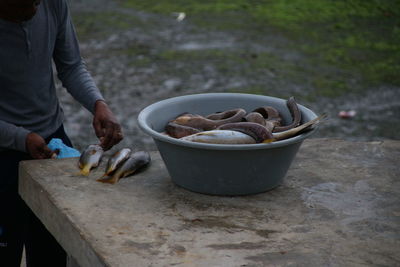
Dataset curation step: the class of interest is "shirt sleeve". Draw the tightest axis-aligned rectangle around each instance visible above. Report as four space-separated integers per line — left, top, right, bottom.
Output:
0 120 30 152
52 0 104 114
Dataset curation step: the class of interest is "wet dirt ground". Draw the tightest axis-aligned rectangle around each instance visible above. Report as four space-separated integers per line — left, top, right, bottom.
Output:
57 0 400 151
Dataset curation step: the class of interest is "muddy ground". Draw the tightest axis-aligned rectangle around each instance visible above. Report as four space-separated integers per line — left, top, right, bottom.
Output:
57 0 400 151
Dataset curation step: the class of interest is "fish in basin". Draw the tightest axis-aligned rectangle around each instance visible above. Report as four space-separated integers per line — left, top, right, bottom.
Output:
165 96 324 144
169 108 246 131
180 130 257 144
180 114 325 144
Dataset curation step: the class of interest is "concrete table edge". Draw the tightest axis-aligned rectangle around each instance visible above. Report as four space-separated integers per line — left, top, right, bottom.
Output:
18 139 400 267
19 161 108 267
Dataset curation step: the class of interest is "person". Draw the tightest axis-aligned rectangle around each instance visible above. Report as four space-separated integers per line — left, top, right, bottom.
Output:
0 0 123 266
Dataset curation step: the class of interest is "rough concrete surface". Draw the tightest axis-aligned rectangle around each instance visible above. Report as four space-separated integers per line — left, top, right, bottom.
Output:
19 139 400 267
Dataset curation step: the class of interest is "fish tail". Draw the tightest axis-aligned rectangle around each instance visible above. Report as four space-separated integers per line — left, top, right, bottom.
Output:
97 171 123 184
273 114 327 141
104 168 113 177
79 165 91 176
96 176 118 184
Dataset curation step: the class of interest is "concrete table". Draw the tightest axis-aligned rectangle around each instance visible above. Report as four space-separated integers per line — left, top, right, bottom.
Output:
19 139 400 266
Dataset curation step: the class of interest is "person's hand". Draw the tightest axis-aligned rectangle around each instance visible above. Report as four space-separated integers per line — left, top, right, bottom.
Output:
26 132 56 159
93 100 123 150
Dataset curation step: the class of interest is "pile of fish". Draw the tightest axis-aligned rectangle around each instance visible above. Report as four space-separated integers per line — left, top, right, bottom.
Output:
164 97 325 144
78 145 151 184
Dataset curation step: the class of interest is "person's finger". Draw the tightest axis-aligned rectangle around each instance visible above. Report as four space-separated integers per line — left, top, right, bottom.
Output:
33 149 47 159
116 130 124 143
103 123 124 150
26 132 55 159
109 127 123 148
93 118 105 139
41 144 55 159
100 122 115 150
51 149 60 159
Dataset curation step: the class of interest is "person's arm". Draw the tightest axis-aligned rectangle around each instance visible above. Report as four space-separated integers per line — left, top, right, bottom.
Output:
93 100 123 150
52 0 122 150
52 0 102 113
0 120 54 159
0 120 30 152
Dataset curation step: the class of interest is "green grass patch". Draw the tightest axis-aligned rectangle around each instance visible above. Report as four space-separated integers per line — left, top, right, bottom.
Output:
119 0 251 14
119 0 400 94
72 11 143 40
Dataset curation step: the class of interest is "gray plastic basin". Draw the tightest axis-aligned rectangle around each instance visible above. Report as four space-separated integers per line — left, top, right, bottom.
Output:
138 93 318 196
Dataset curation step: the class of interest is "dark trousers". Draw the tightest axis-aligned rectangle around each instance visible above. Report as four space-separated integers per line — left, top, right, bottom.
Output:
0 125 70 267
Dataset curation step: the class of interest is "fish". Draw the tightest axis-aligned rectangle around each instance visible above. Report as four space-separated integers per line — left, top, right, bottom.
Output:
101 148 132 178
172 108 246 130
165 122 201 138
244 112 267 126
252 106 282 132
252 106 281 121
217 122 274 143
180 130 256 144
273 97 302 132
78 144 103 176
205 108 246 122
97 151 151 184
180 115 326 144
269 114 327 142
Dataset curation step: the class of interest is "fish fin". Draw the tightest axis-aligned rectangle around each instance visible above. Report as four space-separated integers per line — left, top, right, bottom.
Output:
79 170 90 176
273 114 327 141
99 166 118 179
298 113 327 130
98 171 124 184
99 173 109 179
104 169 114 177
79 165 91 176
120 169 137 179
96 176 118 184
319 113 328 121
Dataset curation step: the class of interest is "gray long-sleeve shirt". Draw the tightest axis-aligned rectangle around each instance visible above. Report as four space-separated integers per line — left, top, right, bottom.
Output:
0 0 104 152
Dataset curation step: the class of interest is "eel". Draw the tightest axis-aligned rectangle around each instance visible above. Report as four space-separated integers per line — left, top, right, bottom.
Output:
271 114 326 141
171 108 246 130
217 122 274 143
244 112 267 126
252 106 282 132
165 122 201 138
273 97 301 132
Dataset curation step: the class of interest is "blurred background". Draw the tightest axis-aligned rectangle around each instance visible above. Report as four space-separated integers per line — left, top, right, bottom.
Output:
57 0 400 151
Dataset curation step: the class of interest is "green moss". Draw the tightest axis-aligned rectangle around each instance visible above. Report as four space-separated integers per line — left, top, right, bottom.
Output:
118 0 400 93
72 11 143 40
119 0 253 14
74 1 399 98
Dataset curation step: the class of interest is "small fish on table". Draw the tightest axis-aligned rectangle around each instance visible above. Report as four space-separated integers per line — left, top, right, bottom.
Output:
78 145 151 184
